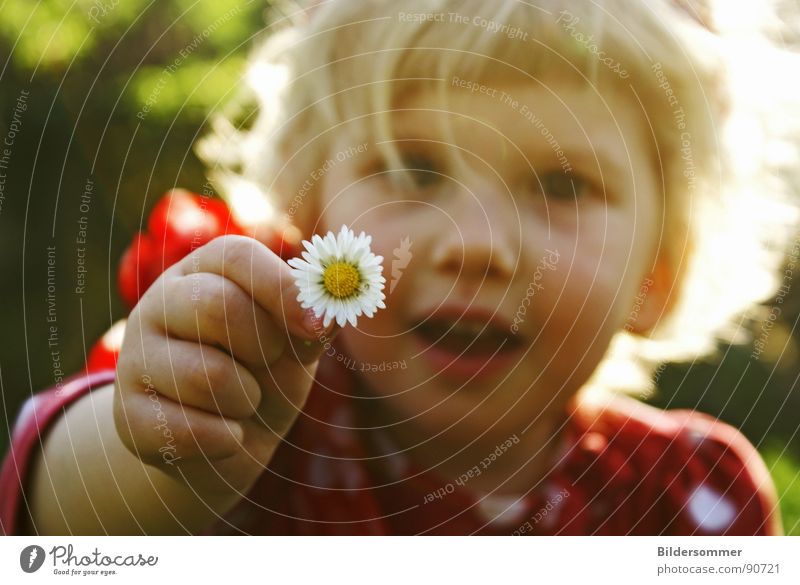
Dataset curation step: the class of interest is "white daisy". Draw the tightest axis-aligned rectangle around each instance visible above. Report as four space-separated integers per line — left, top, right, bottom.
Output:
288 225 386 328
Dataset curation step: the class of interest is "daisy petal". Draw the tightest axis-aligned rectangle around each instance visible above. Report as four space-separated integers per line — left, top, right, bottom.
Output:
288 225 387 331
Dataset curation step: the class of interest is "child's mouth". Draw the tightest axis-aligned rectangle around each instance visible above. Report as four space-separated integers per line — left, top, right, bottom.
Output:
410 313 526 380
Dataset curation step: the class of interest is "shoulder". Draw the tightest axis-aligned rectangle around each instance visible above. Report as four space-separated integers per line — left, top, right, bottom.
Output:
569 393 782 535
1 370 116 535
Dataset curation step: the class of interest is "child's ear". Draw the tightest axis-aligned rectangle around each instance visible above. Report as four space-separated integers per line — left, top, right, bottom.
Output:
625 257 675 335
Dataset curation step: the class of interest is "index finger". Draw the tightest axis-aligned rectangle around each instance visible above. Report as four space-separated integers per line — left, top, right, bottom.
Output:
178 235 320 341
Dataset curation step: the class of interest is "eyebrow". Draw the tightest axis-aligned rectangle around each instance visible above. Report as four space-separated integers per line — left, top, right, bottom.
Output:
378 112 634 183
560 146 632 182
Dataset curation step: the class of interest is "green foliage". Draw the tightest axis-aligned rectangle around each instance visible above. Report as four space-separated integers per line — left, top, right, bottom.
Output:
131 56 247 119
760 441 800 535
1 0 265 120
0 0 147 68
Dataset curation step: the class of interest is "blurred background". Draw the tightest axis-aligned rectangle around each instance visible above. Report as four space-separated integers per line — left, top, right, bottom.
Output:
1 0 799 533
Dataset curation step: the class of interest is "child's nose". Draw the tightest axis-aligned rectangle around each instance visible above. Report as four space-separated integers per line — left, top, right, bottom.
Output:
430 196 516 282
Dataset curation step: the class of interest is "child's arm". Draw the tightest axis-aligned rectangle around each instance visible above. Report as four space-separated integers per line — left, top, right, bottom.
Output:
23 235 339 535
24 383 242 534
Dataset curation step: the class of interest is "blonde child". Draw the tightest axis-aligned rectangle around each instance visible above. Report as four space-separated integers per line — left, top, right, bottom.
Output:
3 0 798 535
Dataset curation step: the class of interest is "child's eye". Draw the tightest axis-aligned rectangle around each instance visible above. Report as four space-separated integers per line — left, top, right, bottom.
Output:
365 151 442 190
533 171 591 201
399 153 441 189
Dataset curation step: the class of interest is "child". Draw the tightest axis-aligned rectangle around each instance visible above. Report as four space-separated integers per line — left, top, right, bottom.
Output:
2 0 798 535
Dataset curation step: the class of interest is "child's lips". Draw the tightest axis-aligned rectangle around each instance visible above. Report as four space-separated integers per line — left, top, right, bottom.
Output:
408 304 527 380
410 328 526 380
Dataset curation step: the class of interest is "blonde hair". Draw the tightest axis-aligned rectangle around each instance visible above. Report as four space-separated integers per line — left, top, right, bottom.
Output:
197 0 800 396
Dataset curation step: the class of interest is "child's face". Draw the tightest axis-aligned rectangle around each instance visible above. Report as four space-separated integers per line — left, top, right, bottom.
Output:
314 75 664 440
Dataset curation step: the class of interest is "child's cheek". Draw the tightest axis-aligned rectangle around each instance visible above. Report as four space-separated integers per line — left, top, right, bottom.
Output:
533 277 619 387
535 252 615 343
335 293 405 367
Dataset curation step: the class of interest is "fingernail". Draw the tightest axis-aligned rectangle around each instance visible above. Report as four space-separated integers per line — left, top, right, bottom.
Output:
229 421 245 443
303 308 324 337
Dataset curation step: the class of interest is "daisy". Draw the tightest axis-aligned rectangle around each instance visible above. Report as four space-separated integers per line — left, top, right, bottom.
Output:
288 225 386 328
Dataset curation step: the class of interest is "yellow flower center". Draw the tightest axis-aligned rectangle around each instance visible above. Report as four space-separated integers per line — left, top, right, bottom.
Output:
323 261 361 299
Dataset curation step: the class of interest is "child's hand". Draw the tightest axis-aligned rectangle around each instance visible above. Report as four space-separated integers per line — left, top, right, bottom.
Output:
113 235 338 496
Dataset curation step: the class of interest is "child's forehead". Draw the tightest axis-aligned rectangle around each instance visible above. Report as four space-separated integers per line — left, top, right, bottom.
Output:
342 75 643 148
331 83 648 187
395 75 605 115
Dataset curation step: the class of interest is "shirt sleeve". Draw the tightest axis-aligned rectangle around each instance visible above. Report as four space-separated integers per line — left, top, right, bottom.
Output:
661 408 783 536
573 395 784 536
0 369 117 535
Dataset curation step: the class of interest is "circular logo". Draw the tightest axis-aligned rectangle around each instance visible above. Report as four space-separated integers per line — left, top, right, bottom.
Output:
19 545 45 573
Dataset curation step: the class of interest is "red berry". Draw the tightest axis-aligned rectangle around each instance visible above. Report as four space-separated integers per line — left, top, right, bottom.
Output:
117 189 246 308
148 189 243 247
118 232 159 309
85 320 127 373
